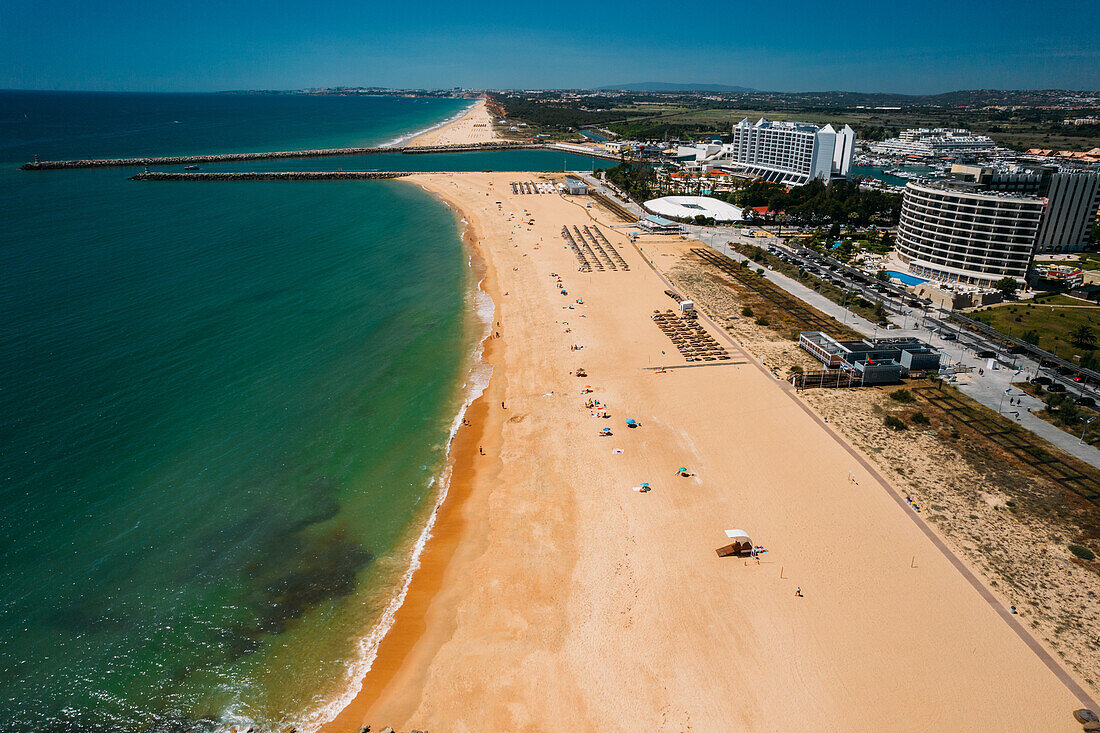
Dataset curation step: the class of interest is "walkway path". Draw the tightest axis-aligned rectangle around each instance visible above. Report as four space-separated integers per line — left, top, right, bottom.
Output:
691 230 1100 470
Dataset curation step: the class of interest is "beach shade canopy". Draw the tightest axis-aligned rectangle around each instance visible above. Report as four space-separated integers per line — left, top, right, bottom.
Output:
625 418 637 426
716 529 753 557
678 466 687 473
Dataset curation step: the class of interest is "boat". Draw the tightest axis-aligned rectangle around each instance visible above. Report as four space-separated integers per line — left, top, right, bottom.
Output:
184 165 200 171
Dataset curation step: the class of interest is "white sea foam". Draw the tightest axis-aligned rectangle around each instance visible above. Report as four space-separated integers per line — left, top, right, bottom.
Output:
380 100 477 148
283 216 495 733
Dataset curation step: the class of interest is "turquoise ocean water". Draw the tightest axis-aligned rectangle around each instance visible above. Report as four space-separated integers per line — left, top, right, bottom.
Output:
0 92 600 732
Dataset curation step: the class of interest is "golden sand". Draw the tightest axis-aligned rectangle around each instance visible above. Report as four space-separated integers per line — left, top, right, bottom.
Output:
324 172 1088 732
404 99 498 148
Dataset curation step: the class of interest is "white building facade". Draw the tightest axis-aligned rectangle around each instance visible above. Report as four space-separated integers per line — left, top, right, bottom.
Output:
869 128 996 158
895 181 1044 286
724 118 855 185
681 118 855 186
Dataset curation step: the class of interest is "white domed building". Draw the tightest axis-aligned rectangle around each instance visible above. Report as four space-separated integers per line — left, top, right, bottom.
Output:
643 195 745 222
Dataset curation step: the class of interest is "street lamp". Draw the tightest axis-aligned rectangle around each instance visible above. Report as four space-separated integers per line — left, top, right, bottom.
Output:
998 387 1011 413
1081 417 1096 445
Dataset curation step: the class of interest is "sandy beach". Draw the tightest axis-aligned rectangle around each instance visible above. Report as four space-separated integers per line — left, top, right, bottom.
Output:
404 99 498 148
323 172 1091 732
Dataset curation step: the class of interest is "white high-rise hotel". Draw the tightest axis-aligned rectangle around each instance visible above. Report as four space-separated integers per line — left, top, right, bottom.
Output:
727 118 855 185
682 118 855 185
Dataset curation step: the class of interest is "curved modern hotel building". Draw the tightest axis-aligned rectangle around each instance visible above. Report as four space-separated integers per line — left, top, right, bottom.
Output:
896 181 1045 286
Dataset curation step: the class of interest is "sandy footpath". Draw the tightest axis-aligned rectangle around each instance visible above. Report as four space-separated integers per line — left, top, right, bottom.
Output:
404 99 498 147
323 173 1086 732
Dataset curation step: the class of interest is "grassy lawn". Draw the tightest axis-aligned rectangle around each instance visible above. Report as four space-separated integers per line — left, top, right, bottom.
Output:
1066 252 1100 271
974 299 1100 358
1029 293 1100 306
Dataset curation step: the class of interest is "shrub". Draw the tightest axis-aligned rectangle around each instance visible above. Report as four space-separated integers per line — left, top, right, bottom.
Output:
911 411 930 425
1069 544 1096 561
884 415 907 431
789 365 804 374
754 317 770 327
757 267 766 275
889 389 915 403
741 306 754 317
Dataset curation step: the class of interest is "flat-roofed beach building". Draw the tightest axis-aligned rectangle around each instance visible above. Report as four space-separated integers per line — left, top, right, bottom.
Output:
798 332 940 384
896 181 1044 286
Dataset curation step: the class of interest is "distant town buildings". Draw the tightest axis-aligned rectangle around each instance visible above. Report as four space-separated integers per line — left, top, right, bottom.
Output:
1023 147 1100 164
868 127 996 158
677 118 855 185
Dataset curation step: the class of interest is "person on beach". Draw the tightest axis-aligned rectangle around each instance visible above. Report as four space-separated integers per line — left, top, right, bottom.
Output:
479 446 484 455
795 587 802 597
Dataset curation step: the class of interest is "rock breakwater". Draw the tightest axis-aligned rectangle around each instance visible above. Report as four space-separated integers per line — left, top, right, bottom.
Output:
22 142 541 170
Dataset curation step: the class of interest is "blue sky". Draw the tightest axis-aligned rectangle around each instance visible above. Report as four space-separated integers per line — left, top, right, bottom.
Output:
2 0 1098 94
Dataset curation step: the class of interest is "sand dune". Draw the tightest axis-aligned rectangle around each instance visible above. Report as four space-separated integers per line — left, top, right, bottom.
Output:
323 173 1089 732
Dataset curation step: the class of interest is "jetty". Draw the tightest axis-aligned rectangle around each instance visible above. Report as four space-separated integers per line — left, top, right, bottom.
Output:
129 171 417 181
21 142 542 170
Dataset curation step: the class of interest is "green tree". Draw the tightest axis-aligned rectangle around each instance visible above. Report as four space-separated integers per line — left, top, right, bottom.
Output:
1057 401 1083 427
992 277 1018 297
1071 325 1097 349
1021 329 1041 347
876 270 890 282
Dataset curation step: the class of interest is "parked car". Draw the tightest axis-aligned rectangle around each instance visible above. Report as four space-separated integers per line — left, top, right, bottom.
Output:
1075 396 1095 407
1046 383 1066 393
1032 376 1052 385
939 332 957 341
977 350 996 359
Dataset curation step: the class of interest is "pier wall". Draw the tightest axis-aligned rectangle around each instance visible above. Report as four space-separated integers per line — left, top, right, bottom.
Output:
22 142 543 170
128 171 417 181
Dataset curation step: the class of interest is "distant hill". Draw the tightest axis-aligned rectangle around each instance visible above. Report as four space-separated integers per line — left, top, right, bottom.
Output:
598 82 756 92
